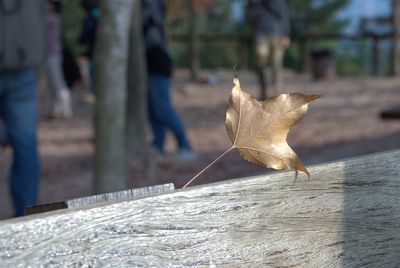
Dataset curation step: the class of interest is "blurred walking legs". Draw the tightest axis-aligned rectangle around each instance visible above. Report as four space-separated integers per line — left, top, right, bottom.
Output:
46 55 73 118
148 74 192 153
0 119 8 146
255 35 284 99
0 70 40 216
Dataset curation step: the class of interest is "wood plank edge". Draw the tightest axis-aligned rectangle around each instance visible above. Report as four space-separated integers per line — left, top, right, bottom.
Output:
23 183 175 216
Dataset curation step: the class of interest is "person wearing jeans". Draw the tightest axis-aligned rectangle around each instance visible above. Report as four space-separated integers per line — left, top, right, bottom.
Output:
143 0 195 161
148 74 192 153
0 70 40 216
0 0 45 217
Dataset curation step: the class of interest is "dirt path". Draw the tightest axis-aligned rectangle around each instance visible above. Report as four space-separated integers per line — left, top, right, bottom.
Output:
1 70 400 219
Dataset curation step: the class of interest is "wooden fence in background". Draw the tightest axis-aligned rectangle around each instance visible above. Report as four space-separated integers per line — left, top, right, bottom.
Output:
172 32 396 76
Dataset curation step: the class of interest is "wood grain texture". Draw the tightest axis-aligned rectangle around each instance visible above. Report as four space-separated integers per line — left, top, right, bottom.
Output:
1 150 400 267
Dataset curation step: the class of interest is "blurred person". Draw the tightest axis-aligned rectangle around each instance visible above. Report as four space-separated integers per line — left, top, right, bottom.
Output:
142 0 196 161
79 0 100 94
0 119 8 147
247 0 290 99
0 0 46 216
62 45 83 89
46 0 73 118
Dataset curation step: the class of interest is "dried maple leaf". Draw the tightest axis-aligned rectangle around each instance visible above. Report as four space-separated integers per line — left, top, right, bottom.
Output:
226 77 320 175
182 75 320 189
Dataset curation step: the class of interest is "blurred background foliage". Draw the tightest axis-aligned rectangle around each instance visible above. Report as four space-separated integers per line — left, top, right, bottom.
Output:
61 0 380 76
167 0 245 69
286 0 352 73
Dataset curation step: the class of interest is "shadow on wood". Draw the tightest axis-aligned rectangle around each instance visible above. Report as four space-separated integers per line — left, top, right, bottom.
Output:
0 150 400 267
380 106 400 120
342 152 400 267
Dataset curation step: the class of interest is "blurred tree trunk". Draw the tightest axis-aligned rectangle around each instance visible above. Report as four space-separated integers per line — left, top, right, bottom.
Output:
391 0 400 76
189 0 200 81
126 0 155 179
94 0 134 194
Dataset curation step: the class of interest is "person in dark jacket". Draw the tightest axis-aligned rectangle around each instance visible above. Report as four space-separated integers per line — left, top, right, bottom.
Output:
79 0 99 60
0 0 46 216
79 0 99 93
142 0 195 162
247 0 290 99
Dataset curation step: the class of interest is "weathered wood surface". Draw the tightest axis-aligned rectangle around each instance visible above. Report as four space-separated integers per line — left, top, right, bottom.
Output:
1 150 400 267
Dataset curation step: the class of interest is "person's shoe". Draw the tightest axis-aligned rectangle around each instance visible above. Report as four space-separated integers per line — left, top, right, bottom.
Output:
170 149 197 163
52 90 73 118
0 134 9 148
60 90 73 118
83 93 96 104
0 124 9 148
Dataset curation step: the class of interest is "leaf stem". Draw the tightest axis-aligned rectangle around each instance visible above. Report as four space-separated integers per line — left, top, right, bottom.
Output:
182 146 235 189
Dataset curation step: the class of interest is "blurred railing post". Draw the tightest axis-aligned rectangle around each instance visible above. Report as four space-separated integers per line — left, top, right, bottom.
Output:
171 32 394 76
189 0 200 81
391 0 400 76
238 37 245 69
371 35 380 76
300 36 311 74
239 36 249 70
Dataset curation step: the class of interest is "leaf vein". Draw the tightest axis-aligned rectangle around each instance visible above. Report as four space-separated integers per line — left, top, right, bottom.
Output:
239 104 306 143
233 93 242 145
236 146 286 163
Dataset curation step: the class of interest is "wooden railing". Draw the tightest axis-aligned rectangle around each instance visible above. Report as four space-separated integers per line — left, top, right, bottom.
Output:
297 32 393 75
1 150 400 266
171 32 395 75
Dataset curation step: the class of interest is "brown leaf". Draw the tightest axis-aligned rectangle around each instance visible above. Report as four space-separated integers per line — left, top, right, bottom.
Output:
225 77 320 175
